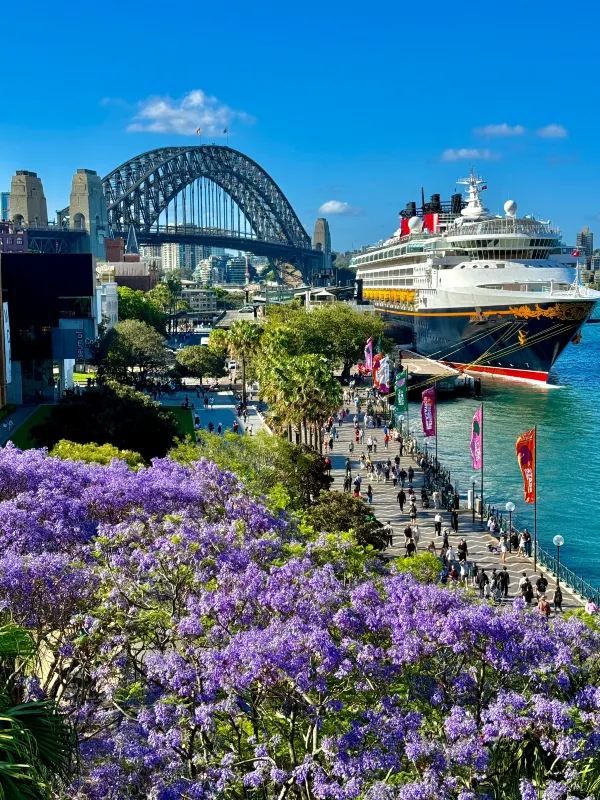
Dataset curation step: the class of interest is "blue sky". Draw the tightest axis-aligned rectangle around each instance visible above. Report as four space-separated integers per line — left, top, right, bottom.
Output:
1 0 598 251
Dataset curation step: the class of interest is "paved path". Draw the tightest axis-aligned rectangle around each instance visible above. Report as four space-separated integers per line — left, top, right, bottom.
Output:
160 385 266 437
328 404 582 611
0 404 39 447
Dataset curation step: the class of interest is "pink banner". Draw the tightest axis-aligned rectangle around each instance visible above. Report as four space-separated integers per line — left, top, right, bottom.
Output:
470 405 483 469
421 387 436 437
364 337 373 371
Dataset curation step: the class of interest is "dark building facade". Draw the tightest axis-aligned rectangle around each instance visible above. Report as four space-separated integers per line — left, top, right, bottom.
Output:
0 253 96 404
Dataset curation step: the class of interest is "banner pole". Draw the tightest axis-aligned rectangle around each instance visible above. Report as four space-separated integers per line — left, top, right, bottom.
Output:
533 424 537 573
434 382 438 469
405 368 409 437
480 402 484 524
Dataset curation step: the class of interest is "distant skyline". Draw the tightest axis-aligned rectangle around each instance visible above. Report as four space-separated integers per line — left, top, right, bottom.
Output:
1 0 598 251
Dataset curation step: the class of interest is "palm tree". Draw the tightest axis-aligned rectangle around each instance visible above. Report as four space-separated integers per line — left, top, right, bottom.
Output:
213 320 263 406
261 355 341 450
0 624 75 799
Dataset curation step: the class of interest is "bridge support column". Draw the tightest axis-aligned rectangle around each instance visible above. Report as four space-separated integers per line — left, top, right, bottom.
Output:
9 171 48 226
69 169 108 260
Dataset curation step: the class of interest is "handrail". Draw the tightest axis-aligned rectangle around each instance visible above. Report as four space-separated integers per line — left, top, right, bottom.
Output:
485 503 600 606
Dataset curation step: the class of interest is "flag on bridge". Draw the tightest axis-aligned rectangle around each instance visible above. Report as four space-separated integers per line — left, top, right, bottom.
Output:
394 368 408 415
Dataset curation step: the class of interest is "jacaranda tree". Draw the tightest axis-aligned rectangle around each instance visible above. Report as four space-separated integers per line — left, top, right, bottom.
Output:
0 444 598 799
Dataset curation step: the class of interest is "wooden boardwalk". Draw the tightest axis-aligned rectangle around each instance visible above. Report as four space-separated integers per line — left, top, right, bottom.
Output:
328 401 584 611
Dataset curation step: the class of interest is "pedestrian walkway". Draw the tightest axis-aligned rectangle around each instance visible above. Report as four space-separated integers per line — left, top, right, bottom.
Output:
0 404 39 447
328 405 582 611
160 386 266 437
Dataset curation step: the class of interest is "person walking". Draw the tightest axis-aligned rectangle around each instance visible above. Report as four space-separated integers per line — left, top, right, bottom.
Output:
457 538 468 562
500 534 508 563
399 468 407 487
499 566 510 598
537 595 551 618
409 502 418 524
477 568 490 599
408 466 414 484
345 457 352 477
434 513 442 537
391 467 398 488
397 488 406 513
523 529 532 558
343 475 351 493
520 575 534 605
553 584 563 613
535 574 549 599
405 536 416 558
432 490 441 509
367 435 373 454
366 484 373 505
451 509 459 533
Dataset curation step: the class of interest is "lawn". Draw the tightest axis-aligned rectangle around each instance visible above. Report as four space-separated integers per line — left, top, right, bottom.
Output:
9 405 55 450
165 407 195 439
9 404 194 451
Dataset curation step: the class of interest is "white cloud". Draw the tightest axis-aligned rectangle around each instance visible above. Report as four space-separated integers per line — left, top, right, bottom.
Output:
537 123 568 139
441 148 497 162
126 89 252 136
475 123 525 137
318 200 354 215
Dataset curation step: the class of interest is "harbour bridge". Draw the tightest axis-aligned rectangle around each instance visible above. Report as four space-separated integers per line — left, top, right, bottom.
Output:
31 145 325 278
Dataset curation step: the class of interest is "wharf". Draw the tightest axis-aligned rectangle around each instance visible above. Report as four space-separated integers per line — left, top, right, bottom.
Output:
329 404 586 611
400 349 479 397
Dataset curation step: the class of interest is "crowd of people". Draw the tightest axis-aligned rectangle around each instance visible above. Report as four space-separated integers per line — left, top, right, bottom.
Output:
326 386 597 618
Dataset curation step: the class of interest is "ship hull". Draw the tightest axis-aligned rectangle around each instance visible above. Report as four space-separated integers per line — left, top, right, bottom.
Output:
377 300 595 383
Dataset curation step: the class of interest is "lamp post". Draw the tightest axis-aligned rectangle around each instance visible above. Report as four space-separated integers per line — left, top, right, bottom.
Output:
505 501 515 549
553 535 564 585
471 475 478 524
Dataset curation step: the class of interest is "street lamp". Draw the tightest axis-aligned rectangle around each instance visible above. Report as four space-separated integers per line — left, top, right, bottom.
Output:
553 535 564 585
471 474 478 524
505 501 515 548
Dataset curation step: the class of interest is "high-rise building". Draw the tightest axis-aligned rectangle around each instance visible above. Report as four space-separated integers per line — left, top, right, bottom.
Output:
226 256 247 284
576 225 594 266
0 192 9 221
194 255 225 285
160 242 206 272
313 217 332 274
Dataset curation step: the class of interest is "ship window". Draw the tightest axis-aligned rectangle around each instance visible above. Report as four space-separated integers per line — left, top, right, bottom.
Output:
460 265 465 269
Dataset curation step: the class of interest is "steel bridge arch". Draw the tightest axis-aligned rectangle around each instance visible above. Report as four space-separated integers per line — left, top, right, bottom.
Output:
102 145 311 249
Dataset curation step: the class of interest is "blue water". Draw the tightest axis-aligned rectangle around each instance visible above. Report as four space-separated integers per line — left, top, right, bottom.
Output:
407 323 600 585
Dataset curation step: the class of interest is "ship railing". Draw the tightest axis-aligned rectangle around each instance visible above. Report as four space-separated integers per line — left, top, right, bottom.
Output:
485 503 600 605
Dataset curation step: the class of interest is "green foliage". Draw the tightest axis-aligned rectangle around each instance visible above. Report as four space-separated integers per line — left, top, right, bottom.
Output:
261 303 385 378
116 286 167 334
175 345 227 382
393 551 442 583
50 439 144 468
170 431 331 511
0 624 75 798
30 381 177 461
303 491 388 550
214 288 244 309
93 319 169 385
210 321 262 404
564 607 600 633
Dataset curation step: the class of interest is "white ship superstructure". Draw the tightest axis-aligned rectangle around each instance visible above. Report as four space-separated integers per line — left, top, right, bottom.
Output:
351 174 599 382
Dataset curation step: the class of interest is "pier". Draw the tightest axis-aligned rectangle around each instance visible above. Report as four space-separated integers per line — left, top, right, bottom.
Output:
329 396 595 610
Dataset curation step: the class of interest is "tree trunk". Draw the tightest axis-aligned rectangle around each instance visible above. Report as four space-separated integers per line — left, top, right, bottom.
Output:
241 357 247 406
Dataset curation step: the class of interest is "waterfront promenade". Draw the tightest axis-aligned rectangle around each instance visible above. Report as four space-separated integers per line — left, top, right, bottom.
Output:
328 405 585 610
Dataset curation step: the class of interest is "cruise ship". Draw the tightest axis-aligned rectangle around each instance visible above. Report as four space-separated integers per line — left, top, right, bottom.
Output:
350 174 600 382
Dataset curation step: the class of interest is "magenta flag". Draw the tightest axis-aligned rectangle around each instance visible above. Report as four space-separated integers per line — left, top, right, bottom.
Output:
470 405 483 469
421 387 436 437
364 337 373 371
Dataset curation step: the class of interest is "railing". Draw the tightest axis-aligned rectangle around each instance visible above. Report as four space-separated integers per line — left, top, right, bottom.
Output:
485 503 600 606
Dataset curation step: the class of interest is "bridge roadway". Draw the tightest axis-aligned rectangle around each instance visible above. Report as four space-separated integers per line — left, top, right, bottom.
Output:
328 400 584 611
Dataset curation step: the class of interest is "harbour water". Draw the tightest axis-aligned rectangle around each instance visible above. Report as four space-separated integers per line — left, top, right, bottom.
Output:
407 322 600 585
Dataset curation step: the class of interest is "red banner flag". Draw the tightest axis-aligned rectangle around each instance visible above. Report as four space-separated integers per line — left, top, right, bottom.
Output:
516 428 536 504
470 405 483 469
421 387 436 437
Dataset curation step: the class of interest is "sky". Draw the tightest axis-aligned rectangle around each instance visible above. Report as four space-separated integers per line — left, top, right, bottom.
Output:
1 0 599 252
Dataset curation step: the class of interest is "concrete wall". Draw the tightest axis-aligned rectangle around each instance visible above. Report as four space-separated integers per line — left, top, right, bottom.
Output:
69 169 108 260
9 171 48 226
